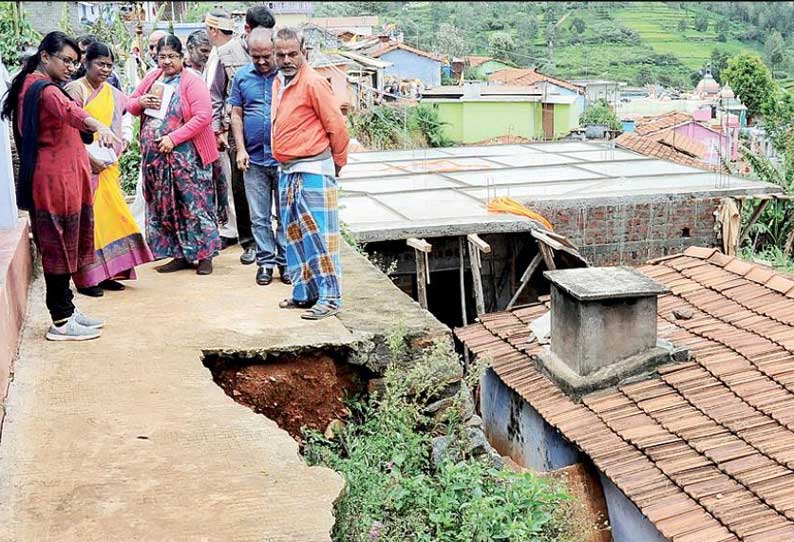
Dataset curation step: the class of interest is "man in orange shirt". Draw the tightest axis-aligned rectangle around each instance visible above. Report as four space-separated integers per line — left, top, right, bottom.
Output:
271 28 349 320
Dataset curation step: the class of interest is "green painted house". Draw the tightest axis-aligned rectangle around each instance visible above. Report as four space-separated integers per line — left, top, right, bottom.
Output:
421 83 581 143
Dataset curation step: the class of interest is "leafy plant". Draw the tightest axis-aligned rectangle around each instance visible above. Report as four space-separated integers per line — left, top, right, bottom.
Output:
0 2 40 68
408 105 452 148
303 335 590 542
119 118 140 196
348 105 405 150
579 100 622 130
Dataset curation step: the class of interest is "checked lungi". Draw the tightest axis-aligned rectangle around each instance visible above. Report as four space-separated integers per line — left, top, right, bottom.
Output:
279 171 342 309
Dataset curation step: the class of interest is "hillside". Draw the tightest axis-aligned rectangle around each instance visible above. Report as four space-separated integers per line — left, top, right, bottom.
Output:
315 1 789 89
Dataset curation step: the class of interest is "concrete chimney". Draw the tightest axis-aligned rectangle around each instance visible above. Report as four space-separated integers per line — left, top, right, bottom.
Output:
535 267 685 399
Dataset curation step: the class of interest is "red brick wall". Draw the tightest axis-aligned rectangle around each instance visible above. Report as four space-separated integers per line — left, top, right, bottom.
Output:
531 196 722 266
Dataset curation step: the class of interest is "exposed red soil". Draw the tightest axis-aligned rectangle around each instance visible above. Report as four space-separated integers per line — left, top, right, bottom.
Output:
212 353 364 441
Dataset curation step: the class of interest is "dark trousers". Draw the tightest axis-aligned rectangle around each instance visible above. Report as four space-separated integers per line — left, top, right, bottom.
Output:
228 146 254 249
44 272 75 323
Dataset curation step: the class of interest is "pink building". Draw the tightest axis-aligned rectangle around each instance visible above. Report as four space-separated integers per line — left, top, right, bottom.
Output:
634 111 738 165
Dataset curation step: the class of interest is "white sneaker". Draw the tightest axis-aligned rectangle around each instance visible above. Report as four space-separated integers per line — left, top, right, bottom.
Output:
45 317 102 341
73 309 105 329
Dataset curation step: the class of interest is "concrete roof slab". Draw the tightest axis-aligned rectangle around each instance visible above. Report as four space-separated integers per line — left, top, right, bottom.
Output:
487 153 583 168
341 174 459 194
395 157 502 173
575 159 700 177
560 149 648 162
441 145 540 157
374 190 486 221
463 180 607 201
340 195 406 224
348 148 453 164
447 165 604 186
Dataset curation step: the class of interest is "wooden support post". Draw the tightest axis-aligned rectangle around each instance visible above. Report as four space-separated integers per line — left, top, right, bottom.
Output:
459 236 470 370
738 199 771 248
506 253 543 311
538 241 557 270
458 237 468 327
467 234 490 317
407 238 432 310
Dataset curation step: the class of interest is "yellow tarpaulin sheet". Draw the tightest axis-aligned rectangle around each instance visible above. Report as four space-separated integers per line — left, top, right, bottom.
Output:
487 197 554 231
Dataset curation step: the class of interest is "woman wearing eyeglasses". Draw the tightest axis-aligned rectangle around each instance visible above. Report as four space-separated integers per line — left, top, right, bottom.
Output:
0 31 119 341
65 41 154 298
127 34 221 275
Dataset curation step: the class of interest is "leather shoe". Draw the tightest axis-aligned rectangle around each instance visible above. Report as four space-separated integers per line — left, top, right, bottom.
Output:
155 258 191 273
220 237 238 250
196 259 213 275
77 285 104 297
240 247 256 265
256 266 273 285
278 266 292 285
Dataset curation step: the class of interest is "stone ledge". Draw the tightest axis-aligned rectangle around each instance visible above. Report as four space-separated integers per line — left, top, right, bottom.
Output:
0 218 33 404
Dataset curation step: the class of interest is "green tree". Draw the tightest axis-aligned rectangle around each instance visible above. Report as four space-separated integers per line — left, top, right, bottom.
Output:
516 15 539 43
571 17 586 34
436 23 467 59
0 2 39 67
765 31 785 74
489 31 515 62
579 100 621 130
677 18 688 31
722 52 778 118
761 90 794 155
694 13 709 32
637 65 654 86
710 48 731 83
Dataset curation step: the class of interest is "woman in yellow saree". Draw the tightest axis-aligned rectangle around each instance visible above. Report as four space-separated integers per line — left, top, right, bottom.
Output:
67 42 153 297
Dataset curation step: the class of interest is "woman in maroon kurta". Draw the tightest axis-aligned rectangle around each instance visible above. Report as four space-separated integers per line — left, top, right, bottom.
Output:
1 32 118 341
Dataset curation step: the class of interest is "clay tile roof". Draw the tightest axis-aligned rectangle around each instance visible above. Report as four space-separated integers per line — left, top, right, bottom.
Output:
634 112 693 136
615 132 723 173
368 42 442 62
455 248 794 542
466 55 493 68
487 67 584 94
656 131 708 159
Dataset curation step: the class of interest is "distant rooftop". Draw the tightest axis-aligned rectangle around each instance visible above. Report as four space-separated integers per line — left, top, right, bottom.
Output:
340 142 778 242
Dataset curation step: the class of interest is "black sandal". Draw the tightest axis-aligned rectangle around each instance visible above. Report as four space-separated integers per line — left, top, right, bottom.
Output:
279 298 316 309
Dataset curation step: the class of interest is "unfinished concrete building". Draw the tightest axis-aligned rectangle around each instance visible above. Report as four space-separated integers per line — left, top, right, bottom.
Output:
340 142 777 328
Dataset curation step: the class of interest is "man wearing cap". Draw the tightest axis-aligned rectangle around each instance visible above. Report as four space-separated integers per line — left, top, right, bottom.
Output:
205 6 275 265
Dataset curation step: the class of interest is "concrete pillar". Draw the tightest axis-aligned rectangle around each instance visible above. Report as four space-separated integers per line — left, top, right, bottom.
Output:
0 54 17 230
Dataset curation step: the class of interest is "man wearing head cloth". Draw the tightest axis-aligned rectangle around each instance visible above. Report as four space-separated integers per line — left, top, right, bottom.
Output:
204 5 275 266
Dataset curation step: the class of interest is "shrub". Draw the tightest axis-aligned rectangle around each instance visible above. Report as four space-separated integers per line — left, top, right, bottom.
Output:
579 100 622 130
347 106 406 150
119 119 141 196
409 105 452 148
303 335 589 542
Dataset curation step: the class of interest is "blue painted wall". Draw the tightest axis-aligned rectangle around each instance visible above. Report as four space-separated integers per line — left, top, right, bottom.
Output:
599 474 669 542
381 49 441 87
481 368 668 542
480 368 580 471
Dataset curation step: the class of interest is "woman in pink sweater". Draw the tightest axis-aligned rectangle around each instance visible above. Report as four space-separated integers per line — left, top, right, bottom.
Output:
127 35 221 275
